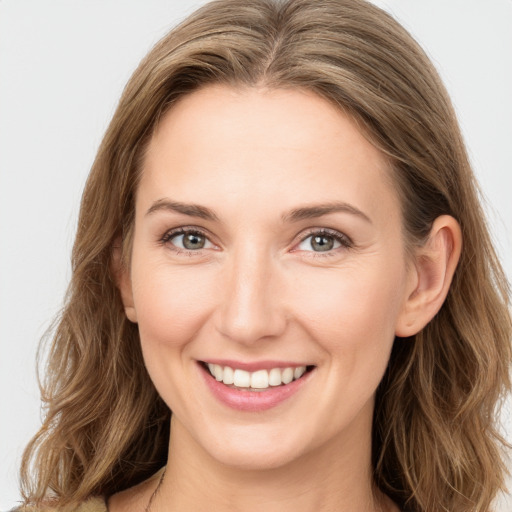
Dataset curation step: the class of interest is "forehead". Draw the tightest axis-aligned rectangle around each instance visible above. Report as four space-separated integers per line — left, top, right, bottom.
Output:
138 85 401 227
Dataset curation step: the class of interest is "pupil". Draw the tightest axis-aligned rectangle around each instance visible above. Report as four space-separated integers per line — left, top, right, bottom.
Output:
312 235 333 252
183 233 205 250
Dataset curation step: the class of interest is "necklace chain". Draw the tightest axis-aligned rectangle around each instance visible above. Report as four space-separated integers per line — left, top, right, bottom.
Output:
144 467 166 512
140 467 392 512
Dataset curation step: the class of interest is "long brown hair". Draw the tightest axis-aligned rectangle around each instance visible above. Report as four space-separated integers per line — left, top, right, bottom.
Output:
20 1 511 510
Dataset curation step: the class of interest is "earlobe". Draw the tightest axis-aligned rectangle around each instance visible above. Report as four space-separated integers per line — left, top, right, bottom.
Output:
395 215 462 337
111 240 138 323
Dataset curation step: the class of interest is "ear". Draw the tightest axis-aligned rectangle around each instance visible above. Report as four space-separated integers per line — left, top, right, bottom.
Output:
395 215 462 337
111 239 138 323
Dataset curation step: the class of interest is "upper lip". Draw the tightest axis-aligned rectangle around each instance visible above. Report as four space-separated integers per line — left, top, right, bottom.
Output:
200 359 313 372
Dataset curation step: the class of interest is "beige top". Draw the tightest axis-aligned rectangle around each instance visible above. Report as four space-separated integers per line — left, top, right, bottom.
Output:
12 497 107 512
13 467 167 512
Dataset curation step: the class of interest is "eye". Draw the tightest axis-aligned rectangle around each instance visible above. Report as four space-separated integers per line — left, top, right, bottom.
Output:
296 229 351 253
161 228 215 252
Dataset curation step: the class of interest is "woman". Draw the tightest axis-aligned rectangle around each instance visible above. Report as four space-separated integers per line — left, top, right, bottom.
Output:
16 0 511 511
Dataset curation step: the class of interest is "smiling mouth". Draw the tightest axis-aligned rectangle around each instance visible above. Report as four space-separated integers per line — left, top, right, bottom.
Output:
201 362 315 391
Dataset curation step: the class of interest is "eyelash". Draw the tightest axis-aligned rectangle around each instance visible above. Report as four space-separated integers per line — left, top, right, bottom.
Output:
295 228 353 257
158 226 353 258
159 226 215 256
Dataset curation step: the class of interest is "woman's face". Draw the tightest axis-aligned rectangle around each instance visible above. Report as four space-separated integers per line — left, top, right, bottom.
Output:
123 85 416 470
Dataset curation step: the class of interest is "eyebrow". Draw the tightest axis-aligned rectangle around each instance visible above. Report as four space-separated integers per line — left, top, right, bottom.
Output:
145 198 371 224
282 202 372 224
146 198 220 222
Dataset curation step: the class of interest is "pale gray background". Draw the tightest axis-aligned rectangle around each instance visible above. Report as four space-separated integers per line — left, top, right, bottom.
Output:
1 0 511 509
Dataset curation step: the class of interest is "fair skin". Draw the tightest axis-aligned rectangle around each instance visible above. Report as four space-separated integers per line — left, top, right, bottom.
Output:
111 85 461 512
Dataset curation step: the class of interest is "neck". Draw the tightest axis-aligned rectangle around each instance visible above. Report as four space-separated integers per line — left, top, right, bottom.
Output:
151 416 395 512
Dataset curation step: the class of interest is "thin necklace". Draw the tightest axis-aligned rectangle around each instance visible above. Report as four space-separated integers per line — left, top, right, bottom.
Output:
141 468 391 512
144 467 166 512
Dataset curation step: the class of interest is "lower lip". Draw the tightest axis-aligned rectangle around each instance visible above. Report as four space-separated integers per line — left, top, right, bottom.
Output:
199 363 313 412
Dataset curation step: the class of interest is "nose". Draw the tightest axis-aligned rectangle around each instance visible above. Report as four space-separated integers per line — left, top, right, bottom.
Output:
215 246 287 345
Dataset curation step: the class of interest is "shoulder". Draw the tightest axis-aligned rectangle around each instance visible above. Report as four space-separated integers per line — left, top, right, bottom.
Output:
10 496 107 512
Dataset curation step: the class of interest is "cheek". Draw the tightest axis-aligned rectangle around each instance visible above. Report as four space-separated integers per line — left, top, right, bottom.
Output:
288 261 407 427
131 260 217 349
290 259 406 364
131 259 219 409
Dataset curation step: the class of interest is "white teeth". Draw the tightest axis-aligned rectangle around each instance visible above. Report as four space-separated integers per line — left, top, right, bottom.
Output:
268 368 282 386
281 367 294 384
223 365 234 385
233 369 251 387
250 369 269 389
213 364 223 381
207 363 223 381
206 364 308 389
294 366 306 379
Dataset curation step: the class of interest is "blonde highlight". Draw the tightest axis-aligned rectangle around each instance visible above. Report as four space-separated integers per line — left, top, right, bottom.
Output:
20 1 511 510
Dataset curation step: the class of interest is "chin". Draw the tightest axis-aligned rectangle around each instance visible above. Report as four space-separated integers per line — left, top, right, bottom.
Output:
198 426 308 471
211 446 301 472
